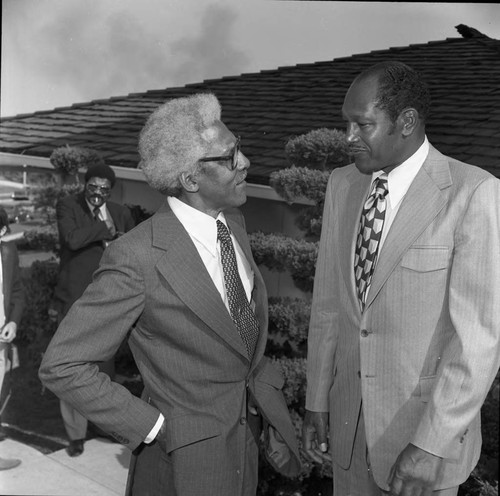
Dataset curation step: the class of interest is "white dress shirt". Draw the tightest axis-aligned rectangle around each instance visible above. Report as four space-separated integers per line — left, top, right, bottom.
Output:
86 200 109 221
372 136 429 251
168 196 254 307
145 196 255 443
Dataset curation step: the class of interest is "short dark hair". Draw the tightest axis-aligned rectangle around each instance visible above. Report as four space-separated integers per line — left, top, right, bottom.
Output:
0 207 11 234
360 61 431 124
84 164 116 187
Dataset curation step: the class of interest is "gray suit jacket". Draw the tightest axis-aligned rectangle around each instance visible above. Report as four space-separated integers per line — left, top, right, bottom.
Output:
306 145 500 490
40 202 300 494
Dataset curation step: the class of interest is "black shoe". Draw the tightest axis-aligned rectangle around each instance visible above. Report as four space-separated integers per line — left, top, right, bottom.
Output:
66 439 84 457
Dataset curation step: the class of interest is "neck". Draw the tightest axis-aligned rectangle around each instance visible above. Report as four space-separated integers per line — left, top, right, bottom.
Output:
177 193 221 219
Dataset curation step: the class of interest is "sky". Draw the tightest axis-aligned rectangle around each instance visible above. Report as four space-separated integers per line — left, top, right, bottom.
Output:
2 1 500 117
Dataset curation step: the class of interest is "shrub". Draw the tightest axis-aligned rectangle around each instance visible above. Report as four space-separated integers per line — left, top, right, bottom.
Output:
270 167 330 205
18 260 59 365
285 128 350 171
249 232 318 293
268 297 311 356
18 226 59 255
50 145 105 177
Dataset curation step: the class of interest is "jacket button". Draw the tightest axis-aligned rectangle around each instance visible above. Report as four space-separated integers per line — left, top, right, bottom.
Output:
240 417 247 425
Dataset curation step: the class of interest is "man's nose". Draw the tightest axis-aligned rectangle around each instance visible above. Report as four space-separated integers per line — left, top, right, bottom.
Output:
345 123 359 143
237 151 250 170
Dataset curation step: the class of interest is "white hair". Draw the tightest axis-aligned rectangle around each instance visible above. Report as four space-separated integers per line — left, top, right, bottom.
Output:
138 93 222 196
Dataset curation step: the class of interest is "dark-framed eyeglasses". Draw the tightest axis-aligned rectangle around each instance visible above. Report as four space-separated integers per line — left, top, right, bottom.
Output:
198 136 241 171
86 183 111 195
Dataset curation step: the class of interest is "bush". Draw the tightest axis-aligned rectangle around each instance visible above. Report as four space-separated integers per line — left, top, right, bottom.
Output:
268 297 311 356
249 232 318 293
18 260 59 365
17 226 59 255
270 167 330 205
50 145 105 176
285 128 350 171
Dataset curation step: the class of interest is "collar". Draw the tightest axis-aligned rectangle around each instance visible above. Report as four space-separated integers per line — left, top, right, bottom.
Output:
373 136 429 208
167 196 227 258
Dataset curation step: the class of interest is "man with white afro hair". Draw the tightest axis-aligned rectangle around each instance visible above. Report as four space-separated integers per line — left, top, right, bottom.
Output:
40 92 301 495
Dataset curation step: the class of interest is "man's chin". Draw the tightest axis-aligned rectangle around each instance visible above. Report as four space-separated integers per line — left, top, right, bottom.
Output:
354 159 377 176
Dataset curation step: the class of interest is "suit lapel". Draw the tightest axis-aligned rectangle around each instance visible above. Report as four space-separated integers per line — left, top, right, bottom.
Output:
339 169 372 315
227 215 269 367
152 204 249 359
365 146 452 309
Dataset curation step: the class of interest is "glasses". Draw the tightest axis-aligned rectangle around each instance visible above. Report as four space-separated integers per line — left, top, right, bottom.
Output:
198 137 241 171
86 183 111 195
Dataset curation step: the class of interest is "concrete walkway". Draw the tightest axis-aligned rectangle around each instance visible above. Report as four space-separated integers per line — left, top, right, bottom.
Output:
0 437 131 496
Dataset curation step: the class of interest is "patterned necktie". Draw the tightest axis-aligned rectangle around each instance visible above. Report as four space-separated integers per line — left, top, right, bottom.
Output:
217 220 260 359
354 173 389 309
93 206 101 221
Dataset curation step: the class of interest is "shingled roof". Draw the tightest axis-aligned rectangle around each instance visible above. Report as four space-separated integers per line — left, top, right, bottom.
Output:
1 24 499 184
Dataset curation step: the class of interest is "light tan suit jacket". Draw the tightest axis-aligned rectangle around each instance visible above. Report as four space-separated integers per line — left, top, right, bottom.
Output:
306 145 500 490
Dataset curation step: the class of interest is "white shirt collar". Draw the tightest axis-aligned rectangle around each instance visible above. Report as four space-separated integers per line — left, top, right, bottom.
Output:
86 199 107 217
373 136 429 208
167 196 227 258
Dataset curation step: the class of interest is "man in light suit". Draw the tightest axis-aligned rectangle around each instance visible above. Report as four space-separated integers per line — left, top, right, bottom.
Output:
302 61 500 496
50 164 135 456
40 93 300 495
0 207 25 470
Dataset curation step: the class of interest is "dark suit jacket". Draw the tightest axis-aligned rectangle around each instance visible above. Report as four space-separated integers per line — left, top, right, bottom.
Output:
39 202 301 495
52 192 135 316
1 241 25 325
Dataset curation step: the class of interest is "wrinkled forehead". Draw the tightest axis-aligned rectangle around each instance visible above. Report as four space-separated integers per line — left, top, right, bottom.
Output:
201 120 235 150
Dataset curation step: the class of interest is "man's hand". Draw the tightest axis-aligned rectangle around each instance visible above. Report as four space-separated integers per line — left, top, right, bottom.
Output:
302 410 331 464
48 308 59 323
155 420 168 453
388 443 443 496
0 322 17 343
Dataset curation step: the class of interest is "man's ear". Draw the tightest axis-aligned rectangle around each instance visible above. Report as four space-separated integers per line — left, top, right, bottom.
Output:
179 170 200 193
400 108 418 137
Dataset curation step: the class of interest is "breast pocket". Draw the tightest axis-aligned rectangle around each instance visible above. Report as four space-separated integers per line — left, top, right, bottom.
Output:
401 246 449 272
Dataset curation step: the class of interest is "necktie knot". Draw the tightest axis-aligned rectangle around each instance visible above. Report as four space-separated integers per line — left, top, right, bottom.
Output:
217 220 231 244
372 174 389 200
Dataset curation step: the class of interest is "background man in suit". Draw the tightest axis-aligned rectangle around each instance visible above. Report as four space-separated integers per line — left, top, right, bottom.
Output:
40 93 300 495
0 207 25 470
50 164 135 456
302 61 500 496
